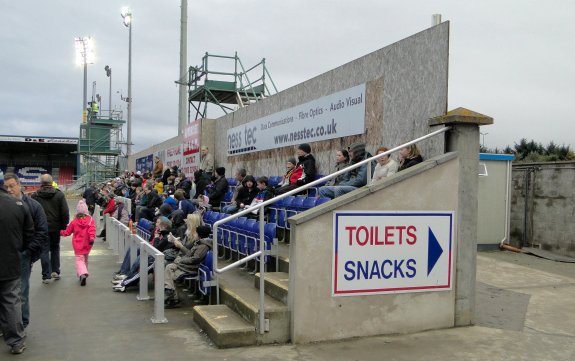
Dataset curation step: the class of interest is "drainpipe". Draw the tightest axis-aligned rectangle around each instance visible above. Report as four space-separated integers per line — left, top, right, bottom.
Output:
499 160 521 252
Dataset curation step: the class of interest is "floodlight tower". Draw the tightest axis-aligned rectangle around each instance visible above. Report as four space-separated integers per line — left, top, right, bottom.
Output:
74 37 95 123
121 7 133 156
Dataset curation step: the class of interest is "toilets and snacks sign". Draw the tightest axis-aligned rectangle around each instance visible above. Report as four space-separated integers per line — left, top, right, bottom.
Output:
332 211 454 296
226 84 366 155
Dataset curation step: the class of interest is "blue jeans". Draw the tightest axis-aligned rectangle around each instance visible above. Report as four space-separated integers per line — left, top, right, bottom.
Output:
41 231 61 278
319 186 358 200
119 248 140 275
0 277 25 348
221 204 238 214
19 252 31 328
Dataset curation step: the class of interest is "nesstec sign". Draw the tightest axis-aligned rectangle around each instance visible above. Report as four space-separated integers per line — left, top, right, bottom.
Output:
332 211 454 297
227 84 366 155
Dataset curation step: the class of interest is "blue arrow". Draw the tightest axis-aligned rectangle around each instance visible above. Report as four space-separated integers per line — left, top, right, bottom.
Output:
427 227 443 276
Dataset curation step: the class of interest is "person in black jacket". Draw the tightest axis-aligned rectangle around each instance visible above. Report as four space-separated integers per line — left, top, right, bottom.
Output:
193 170 211 198
32 174 69 283
207 167 229 209
175 172 193 199
398 144 424 172
224 175 257 214
4 173 48 329
139 184 163 221
82 183 98 215
0 174 35 354
275 143 317 195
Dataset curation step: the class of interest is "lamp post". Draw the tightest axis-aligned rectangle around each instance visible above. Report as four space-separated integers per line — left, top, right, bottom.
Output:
105 65 112 118
480 132 488 148
121 7 133 156
74 36 95 179
74 37 95 124
178 0 188 135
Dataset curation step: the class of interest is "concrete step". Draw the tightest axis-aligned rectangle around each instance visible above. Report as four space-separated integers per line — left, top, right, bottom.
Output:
254 272 289 305
218 266 291 344
276 241 290 273
192 304 256 348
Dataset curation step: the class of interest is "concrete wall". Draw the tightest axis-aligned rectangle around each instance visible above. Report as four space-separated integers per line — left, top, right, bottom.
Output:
128 23 448 180
213 22 449 178
510 162 575 257
288 154 458 343
477 156 513 247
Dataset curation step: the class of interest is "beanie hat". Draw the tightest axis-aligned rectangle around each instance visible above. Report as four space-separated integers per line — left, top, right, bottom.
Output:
76 200 89 215
298 143 311 154
287 157 297 165
197 225 211 239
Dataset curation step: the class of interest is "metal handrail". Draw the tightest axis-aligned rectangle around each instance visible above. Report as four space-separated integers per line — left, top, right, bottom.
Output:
212 125 452 335
106 215 167 323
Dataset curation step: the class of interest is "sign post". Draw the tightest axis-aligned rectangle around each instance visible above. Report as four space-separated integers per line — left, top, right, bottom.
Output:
333 211 454 296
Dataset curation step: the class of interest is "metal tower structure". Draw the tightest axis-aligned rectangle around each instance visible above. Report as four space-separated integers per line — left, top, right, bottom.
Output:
187 52 278 120
78 110 125 184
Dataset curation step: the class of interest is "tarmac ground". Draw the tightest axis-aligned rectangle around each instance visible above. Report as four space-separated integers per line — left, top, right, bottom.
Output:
6 231 575 360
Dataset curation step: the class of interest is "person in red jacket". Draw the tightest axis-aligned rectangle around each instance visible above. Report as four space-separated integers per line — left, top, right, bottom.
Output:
60 200 96 286
97 193 117 240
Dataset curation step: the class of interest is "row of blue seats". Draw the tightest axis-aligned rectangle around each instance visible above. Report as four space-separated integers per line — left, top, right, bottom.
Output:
203 211 276 264
269 196 330 233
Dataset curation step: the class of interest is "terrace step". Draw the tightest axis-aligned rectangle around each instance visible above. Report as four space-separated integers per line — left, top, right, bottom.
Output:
254 272 289 305
218 268 290 344
192 305 256 348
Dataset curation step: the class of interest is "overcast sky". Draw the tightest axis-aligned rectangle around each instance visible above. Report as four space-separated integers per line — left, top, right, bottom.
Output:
1 1 574 153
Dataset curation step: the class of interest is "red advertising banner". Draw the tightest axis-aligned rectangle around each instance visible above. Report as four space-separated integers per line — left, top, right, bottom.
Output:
181 119 201 177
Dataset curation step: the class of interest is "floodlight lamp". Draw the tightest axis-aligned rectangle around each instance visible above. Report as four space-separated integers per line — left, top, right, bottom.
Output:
74 36 95 66
121 7 132 27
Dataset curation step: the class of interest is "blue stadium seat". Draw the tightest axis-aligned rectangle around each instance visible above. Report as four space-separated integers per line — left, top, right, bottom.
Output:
220 190 235 208
198 250 213 297
307 175 326 197
301 196 317 211
268 176 281 187
136 218 154 241
230 217 248 256
238 219 256 257
285 196 306 222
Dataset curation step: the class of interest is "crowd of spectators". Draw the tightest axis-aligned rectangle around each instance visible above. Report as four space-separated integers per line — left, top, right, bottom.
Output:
87 141 424 306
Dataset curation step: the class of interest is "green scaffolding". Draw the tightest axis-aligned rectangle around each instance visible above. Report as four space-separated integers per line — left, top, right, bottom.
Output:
187 52 278 120
78 111 125 184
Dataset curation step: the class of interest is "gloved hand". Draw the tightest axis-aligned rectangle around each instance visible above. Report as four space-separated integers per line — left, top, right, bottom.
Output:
168 232 180 244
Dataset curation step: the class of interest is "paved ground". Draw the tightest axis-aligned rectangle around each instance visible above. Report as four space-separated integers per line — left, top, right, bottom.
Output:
7 235 575 360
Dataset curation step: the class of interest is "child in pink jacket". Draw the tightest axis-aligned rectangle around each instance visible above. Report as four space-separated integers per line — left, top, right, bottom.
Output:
60 200 96 286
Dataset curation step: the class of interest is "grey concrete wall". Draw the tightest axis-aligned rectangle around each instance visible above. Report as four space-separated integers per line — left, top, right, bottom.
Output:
214 22 449 178
288 154 459 343
477 160 511 246
510 162 575 257
128 23 448 180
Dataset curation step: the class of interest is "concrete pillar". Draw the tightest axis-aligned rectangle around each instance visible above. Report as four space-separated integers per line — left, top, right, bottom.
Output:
429 107 493 326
